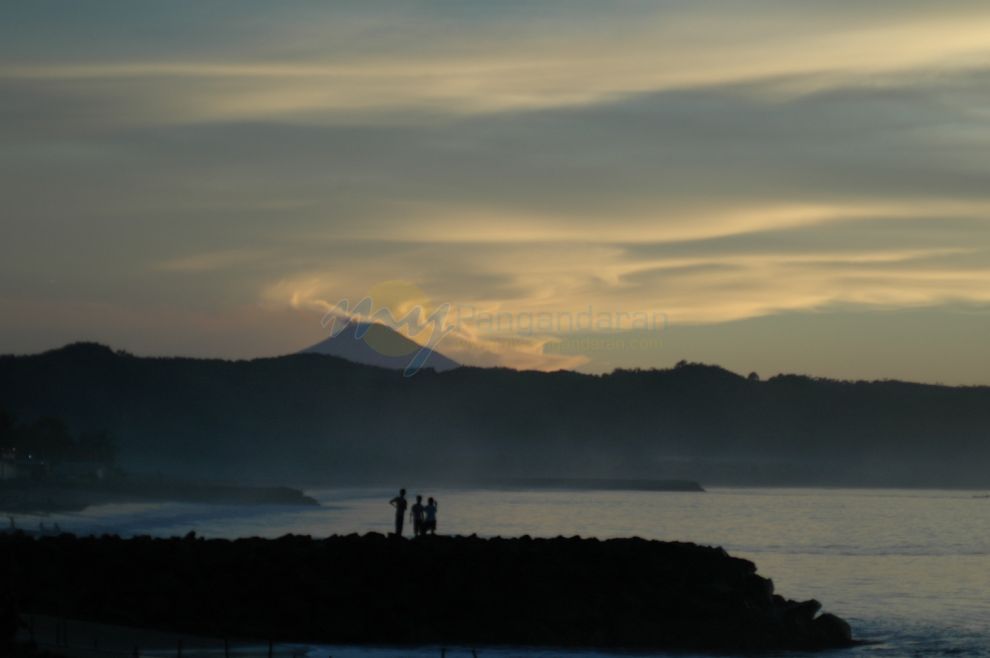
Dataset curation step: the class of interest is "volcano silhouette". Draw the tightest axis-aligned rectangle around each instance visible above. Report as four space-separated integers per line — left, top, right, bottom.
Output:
300 321 459 372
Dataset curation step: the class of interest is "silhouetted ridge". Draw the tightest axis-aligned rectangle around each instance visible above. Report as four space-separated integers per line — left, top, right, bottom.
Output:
40 342 119 360
1 344 988 486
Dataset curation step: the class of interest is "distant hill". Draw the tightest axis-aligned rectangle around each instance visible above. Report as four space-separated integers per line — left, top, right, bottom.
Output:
300 321 459 372
0 343 988 487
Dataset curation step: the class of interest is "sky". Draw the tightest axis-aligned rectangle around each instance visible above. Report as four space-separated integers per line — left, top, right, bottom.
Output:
2 1 990 384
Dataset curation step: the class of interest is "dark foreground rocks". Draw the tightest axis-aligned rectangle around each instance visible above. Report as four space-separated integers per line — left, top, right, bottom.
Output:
0 533 854 651
2 576 62 657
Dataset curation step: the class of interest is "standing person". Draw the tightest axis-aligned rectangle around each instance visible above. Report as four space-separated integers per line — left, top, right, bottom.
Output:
410 495 425 537
424 497 438 535
389 489 408 537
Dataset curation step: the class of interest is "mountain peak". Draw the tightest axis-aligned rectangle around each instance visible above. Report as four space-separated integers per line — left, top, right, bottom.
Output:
300 322 459 372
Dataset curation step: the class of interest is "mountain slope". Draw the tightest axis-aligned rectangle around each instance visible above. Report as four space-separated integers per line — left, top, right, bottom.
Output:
300 322 459 372
0 343 988 487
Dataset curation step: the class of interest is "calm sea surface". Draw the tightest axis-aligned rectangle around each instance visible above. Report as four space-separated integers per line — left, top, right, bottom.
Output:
15 487 990 657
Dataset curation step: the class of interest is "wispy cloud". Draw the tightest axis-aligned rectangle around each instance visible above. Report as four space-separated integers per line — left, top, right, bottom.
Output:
3 2 990 381
6 4 990 121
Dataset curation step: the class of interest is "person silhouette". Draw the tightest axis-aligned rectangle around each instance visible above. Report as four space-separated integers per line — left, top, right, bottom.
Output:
411 495 425 537
424 496 438 535
389 488 408 537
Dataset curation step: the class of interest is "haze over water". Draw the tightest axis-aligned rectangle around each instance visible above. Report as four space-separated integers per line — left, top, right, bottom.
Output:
23 487 990 657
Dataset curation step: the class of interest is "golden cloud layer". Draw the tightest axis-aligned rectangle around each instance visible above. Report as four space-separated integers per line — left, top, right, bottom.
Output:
5 9 990 121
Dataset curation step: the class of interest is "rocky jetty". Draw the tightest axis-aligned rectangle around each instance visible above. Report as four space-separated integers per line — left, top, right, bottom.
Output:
1 532 854 651
0 479 318 514
478 477 706 492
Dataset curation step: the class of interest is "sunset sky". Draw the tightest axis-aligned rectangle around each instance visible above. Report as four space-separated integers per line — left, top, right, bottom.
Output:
3 2 990 383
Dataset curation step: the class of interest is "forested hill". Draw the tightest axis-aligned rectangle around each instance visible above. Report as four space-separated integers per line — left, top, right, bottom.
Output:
1 343 988 487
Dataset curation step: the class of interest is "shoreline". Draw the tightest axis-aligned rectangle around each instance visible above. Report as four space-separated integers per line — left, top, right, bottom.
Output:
16 613 869 658
0 479 319 515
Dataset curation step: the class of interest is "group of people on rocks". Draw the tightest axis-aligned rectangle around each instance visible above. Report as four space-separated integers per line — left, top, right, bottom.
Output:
388 489 438 537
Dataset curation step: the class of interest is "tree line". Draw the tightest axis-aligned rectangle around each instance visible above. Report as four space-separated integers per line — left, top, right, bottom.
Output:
0 407 116 466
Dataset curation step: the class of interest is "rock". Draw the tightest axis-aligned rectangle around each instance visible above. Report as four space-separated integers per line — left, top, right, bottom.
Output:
0 588 18 654
814 612 853 644
0 532 855 651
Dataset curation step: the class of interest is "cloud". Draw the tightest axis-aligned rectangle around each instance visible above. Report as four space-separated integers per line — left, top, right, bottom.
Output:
252 207 990 366
155 249 273 273
6 2 990 121
3 2 990 380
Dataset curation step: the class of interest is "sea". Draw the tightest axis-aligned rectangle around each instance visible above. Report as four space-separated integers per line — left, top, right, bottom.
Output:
11 487 990 657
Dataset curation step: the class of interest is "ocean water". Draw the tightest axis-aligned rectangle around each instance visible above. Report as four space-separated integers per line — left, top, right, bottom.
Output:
13 487 990 657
